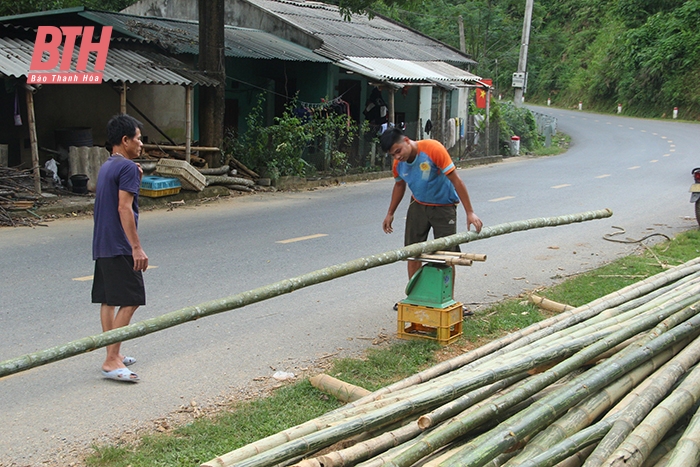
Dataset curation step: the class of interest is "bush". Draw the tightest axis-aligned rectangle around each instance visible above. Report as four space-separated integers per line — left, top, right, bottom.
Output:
495 101 541 154
224 95 365 179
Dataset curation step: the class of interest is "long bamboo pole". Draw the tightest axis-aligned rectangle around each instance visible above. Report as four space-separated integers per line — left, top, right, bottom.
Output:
0 210 612 378
24 84 41 194
232 300 692 467
302 374 530 467
212 260 698 465
602 362 700 467
503 342 684 466
211 269 700 467
388 301 700 467
583 337 700 465
508 335 698 467
438 307 700 467
347 263 700 413
663 403 700 466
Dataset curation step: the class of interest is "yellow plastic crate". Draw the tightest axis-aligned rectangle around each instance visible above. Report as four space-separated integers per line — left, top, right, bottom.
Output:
397 302 463 345
139 186 181 198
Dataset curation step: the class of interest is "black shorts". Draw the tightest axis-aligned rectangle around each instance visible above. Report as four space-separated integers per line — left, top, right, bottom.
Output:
92 256 146 307
404 200 460 252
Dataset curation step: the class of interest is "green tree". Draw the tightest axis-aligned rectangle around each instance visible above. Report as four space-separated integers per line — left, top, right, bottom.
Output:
0 0 132 16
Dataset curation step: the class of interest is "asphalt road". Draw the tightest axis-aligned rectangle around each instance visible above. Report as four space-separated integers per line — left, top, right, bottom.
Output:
1 105 699 465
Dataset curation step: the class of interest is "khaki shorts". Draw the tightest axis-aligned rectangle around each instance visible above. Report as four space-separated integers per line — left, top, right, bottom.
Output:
404 199 460 252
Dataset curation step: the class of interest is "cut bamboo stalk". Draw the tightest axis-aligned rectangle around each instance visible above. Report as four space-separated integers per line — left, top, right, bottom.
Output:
345 264 700 414
516 416 620 467
435 251 487 261
640 429 683 467
391 300 700 466
530 294 575 313
415 254 473 266
372 281 700 420
446 308 700 467
417 373 529 429
143 143 221 152
302 374 529 467
0 210 615 380
503 342 684 466
288 276 700 462
584 334 700 466
603 362 700 467
309 374 371 403
662 404 700 467
209 315 643 467
206 262 700 467
553 445 596 467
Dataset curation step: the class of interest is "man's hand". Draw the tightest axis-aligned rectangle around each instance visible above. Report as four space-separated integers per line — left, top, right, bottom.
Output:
132 246 149 272
383 214 394 234
467 212 483 233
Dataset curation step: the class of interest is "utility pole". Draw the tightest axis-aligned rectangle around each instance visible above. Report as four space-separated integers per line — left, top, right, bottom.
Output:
458 15 466 53
513 0 534 107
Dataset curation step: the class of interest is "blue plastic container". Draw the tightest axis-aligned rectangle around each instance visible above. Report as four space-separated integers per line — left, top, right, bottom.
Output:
140 176 181 190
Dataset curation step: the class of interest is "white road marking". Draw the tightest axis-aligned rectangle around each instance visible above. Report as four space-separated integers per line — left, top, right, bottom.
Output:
663 154 671 157
276 233 328 244
551 184 571 189
596 174 611 178
628 166 641 170
661 136 667 139
650 160 658 163
489 196 515 202
73 265 158 281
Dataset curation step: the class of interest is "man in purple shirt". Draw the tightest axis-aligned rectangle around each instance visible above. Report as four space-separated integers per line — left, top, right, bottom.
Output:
92 114 147 383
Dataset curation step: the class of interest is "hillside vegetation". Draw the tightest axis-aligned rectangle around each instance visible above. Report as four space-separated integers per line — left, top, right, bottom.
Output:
374 0 700 119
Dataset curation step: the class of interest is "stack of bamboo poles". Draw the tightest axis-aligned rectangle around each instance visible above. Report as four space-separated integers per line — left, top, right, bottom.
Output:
203 256 700 467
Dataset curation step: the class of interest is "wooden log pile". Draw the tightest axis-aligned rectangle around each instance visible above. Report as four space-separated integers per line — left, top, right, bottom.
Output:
201 157 261 192
0 167 43 226
140 143 262 193
202 257 700 467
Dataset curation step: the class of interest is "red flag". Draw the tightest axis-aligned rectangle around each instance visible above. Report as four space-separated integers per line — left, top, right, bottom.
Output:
476 79 492 109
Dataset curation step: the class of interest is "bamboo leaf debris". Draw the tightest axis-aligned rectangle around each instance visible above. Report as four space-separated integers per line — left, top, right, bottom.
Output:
202 256 700 467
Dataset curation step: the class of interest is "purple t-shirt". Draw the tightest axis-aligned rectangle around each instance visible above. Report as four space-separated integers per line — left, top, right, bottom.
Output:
92 155 141 259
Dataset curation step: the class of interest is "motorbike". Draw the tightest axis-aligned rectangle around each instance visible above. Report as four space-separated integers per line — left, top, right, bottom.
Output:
690 168 700 226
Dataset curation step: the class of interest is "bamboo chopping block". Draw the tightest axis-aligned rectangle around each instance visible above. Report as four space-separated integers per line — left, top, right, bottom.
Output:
309 374 371 402
529 293 574 313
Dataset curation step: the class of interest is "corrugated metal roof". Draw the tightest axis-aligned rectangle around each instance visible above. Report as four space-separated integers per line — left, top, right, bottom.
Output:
87 11 330 62
247 0 476 65
0 37 219 86
338 57 480 86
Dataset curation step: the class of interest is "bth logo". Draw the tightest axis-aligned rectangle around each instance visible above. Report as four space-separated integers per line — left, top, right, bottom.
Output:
28 26 112 84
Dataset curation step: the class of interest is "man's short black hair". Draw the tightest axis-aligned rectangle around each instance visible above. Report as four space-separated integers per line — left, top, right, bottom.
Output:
106 114 143 148
380 127 405 152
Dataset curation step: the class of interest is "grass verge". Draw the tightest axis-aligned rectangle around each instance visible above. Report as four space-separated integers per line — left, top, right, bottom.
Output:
86 229 700 467
531 132 571 157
